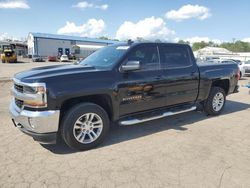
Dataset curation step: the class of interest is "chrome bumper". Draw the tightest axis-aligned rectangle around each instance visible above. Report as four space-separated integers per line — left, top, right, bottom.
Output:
9 99 60 143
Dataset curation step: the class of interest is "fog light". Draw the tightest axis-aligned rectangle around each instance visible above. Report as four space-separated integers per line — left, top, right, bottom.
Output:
23 100 47 107
28 117 36 129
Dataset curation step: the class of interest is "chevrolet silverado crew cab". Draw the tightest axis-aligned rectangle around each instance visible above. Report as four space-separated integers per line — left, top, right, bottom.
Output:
9 42 240 150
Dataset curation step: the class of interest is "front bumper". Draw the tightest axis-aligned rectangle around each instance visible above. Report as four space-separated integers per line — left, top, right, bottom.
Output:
9 100 60 144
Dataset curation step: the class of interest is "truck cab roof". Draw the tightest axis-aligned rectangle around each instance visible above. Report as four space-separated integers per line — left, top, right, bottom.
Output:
110 41 190 48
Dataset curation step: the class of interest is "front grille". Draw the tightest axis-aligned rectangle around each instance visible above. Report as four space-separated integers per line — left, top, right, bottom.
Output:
14 83 23 93
245 69 250 73
15 98 23 109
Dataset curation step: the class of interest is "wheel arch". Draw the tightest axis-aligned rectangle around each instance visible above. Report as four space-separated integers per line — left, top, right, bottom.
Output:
60 94 113 122
211 79 230 95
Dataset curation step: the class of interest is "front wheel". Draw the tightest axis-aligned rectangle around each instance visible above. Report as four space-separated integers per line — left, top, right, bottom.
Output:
203 87 226 115
61 103 110 150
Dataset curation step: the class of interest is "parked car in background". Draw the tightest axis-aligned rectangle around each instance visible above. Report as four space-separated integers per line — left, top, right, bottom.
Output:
22 54 28 58
205 57 220 61
48 56 57 62
242 60 250 76
206 59 245 79
68 54 76 60
60 55 69 62
32 55 44 62
227 59 245 78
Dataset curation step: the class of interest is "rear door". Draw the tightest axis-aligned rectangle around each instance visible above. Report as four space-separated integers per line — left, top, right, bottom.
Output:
159 44 199 106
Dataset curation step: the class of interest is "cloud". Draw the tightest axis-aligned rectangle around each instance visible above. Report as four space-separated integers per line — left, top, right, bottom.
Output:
57 19 106 38
73 1 93 9
184 36 221 44
0 0 30 9
115 16 175 41
0 32 20 41
0 32 8 40
165 4 211 21
72 1 108 10
241 38 250 43
211 39 222 44
98 4 108 10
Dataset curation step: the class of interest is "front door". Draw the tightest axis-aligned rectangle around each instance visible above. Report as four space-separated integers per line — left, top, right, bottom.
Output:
117 44 166 116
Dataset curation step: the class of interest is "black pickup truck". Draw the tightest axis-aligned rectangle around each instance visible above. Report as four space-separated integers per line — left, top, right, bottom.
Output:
9 42 240 150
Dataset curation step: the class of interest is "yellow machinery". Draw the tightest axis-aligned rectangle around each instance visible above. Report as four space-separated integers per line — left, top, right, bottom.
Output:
0 45 17 63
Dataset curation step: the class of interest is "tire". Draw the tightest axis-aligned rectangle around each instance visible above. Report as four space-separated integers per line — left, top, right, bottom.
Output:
2 60 5 63
204 87 226 115
61 103 110 150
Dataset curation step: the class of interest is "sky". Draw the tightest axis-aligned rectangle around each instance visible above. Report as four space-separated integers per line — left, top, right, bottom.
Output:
0 0 250 43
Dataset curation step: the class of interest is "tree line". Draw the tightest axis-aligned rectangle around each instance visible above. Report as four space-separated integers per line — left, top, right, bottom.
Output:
98 36 250 53
178 40 250 52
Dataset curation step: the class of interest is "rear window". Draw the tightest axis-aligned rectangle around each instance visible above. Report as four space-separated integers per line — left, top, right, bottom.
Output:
159 45 191 69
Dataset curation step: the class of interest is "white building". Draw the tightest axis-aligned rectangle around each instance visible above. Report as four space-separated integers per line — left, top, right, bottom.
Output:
72 44 104 59
27 33 117 58
194 47 250 61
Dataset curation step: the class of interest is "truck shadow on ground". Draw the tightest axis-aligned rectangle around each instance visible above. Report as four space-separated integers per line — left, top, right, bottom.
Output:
42 100 250 154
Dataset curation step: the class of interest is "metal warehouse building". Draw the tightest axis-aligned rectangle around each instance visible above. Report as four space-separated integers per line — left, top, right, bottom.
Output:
27 32 117 58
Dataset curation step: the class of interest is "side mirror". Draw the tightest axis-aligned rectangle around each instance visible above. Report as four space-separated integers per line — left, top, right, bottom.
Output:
121 61 140 72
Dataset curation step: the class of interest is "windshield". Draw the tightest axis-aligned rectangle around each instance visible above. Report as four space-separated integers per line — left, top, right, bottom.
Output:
79 46 128 68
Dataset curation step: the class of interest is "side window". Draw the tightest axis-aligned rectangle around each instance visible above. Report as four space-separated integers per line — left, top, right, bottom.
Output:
127 46 159 71
159 46 191 69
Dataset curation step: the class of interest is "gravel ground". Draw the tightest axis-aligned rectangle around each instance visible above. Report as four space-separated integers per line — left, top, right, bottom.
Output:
0 63 249 187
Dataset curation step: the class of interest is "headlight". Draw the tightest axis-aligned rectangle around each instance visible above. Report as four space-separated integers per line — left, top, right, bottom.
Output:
22 85 47 108
23 85 46 94
23 85 47 108
23 86 37 94
13 78 48 109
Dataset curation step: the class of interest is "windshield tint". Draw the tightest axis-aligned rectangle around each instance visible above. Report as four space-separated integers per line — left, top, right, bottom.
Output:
79 46 128 68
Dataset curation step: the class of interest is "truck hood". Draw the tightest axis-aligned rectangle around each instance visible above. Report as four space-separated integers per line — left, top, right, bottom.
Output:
14 64 99 83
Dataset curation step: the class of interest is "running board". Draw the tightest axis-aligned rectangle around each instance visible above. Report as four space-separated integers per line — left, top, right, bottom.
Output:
119 106 196 126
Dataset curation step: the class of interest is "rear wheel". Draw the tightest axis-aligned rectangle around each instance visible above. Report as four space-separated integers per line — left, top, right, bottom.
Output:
204 87 226 115
61 103 110 150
